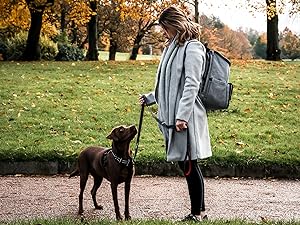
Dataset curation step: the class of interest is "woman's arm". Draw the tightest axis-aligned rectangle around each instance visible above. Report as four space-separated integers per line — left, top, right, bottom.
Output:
176 41 206 122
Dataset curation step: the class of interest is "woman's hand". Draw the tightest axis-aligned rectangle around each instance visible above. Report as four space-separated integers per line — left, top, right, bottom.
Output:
176 119 188 132
139 95 146 105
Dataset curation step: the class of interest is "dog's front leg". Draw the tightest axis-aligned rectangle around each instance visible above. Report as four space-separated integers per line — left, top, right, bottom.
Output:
124 180 131 220
111 183 122 220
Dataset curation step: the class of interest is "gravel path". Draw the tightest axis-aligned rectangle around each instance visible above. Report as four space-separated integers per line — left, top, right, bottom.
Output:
0 175 299 223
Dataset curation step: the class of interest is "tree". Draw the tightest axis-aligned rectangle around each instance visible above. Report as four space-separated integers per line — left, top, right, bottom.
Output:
245 28 260 46
266 0 280 60
244 0 300 61
199 14 226 52
86 0 98 60
1 0 96 60
254 33 267 59
0 0 30 39
125 0 163 60
22 0 55 61
124 0 184 60
0 0 55 60
106 1 122 60
188 0 200 23
199 15 252 59
280 28 300 60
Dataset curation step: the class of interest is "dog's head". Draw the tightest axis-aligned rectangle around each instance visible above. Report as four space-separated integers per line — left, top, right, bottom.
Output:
107 125 137 143
107 125 137 158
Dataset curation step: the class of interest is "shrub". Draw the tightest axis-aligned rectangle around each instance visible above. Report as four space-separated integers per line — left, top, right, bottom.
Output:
55 43 84 61
4 32 58 61
5 32 26 60
53 31 69 44
0 41 7 60
40 35 59 60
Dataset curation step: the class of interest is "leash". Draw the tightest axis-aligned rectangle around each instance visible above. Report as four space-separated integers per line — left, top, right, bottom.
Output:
134 105 192 177
149 110 176 129
184 130 192 176
148 108 191 176
133 103 145 160
133 105 175 160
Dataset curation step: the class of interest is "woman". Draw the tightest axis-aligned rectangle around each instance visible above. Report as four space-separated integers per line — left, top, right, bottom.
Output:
140 6 212 222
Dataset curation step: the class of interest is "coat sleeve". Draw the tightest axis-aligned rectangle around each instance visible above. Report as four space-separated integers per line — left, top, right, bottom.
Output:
176 41 206 122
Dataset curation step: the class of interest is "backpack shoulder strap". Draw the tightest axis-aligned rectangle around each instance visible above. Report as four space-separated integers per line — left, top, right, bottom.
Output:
183 39 198 55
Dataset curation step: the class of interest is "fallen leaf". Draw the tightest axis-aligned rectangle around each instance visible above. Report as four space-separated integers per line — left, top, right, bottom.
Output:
218 139 225 144
236 141 245 147
244 108 252 113
71 140 82 144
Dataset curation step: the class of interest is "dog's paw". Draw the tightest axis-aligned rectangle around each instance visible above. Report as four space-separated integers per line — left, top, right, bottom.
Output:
125 215 131 220
95 205 103 210
116 215 123 221
80 215 85 223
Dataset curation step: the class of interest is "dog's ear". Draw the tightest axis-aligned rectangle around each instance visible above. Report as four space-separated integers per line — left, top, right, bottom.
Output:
107 128 119 141
107 126 126 141
107 132 117 140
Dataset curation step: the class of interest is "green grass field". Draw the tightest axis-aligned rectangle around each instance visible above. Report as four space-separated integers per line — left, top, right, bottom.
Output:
98 51 161 61
0 60 299 168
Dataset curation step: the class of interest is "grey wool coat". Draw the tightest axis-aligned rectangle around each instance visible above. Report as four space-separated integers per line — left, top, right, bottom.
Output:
145 37 212 162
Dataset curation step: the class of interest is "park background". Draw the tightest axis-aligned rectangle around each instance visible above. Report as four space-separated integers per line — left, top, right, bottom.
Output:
1 0 300 61
0 1 300 224
0 0 299 178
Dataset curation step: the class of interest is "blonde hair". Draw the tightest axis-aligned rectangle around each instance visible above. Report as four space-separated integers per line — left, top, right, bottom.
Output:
159 6 201 45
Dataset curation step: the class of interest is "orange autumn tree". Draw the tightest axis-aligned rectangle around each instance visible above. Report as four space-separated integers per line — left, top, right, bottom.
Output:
0 0 94 60
244 0 300 61
44 0 96 59
96 0 128 60
21 0 55 60
218 26 252 59
119 0 185 60
0 0 30 37
199 15 252 59
0 0 56 60
280 27 300 60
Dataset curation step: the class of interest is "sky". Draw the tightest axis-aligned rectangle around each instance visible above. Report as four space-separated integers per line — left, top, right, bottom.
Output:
198 1 300 35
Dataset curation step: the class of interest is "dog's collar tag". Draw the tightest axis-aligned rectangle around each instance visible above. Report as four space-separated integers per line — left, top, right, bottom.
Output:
109 150 131 167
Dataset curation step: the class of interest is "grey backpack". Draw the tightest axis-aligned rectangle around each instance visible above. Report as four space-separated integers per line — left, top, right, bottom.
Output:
184 41 233 111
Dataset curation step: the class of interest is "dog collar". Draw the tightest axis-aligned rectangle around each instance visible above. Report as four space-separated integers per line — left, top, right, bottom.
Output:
109 150 132 167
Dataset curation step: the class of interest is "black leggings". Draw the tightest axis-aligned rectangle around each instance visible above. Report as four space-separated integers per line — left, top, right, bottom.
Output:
178 160 205 215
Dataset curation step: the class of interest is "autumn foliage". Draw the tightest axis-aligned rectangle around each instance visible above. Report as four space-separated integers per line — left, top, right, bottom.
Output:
0 0 299 61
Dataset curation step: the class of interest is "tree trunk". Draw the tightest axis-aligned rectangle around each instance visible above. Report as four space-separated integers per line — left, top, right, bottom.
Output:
194 0 199 23
86 1 98 61
129 33 144 60
266 0 281 61
71 21 78 44
61 5 66 33
109 39 117 60
22 8 44 61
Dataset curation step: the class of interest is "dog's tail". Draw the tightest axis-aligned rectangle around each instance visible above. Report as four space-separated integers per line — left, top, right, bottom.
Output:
69 168 80 178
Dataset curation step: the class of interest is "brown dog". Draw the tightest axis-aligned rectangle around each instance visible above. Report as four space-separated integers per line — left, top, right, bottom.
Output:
69 125 137 220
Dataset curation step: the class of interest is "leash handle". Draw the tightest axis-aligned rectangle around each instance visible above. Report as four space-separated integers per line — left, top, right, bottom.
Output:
134 103 145 160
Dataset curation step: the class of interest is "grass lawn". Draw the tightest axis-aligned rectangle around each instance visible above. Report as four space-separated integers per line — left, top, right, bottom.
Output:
98 51 161 61
0 60 299 168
